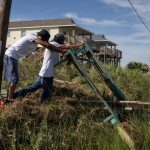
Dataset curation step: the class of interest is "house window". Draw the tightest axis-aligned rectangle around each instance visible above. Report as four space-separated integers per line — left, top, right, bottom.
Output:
7 30 10 37
21 29 26 37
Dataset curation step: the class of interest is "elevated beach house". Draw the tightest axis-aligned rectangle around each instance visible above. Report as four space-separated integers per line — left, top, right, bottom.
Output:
7 18 122 66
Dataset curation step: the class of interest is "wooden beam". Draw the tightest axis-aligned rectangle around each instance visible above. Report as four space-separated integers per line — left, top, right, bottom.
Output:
66 100 150 109
0 0 12 93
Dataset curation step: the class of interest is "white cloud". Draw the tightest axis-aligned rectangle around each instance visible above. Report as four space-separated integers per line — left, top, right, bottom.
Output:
121 45 150 66
64 12 150 44
64 12 78 19
64 3 150 66
107 33 150 66
101 0 150 23
100 0 130 8
64 12 123 26
99 0 150 66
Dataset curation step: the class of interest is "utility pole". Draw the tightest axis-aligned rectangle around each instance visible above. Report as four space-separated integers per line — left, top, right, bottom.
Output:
0 0 12 94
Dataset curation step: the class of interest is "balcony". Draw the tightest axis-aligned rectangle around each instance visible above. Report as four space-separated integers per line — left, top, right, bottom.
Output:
63 35 122 66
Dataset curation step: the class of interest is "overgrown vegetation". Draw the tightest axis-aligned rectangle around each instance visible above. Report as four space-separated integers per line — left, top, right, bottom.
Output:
126 61 149 73
56 63 150 101
1 60 150 149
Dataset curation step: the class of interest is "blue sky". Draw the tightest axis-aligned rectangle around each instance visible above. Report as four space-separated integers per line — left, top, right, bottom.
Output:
10 0 150 66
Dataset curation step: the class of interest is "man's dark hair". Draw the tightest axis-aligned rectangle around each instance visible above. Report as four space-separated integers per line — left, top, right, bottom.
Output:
37 29 50 42
53 34 65 45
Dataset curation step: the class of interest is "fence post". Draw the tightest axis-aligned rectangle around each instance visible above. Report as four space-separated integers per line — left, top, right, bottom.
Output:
0 0 12 94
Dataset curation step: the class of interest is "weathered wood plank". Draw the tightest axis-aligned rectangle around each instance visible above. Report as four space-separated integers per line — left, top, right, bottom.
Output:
66 100 150 109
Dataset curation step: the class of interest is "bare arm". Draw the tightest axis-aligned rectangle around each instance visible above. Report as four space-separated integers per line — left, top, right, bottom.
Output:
34 38 66 54
60 40 84 50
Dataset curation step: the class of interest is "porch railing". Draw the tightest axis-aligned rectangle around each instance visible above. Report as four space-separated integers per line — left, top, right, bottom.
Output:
64 35 122 59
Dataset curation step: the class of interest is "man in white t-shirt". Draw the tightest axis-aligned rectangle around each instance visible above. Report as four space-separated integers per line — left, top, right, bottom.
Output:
13 34 84 103
4 30 67 101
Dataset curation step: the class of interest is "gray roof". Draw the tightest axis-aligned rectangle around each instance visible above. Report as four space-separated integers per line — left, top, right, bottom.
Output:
92 34 106 41
93 34 117 46
9 18 76 28
8 18 94 35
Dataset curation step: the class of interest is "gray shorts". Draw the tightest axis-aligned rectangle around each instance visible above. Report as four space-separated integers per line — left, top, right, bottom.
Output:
4 55 19 84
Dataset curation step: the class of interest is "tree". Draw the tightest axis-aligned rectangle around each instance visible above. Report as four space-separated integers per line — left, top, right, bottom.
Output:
127 62 142 70
126 61 149 73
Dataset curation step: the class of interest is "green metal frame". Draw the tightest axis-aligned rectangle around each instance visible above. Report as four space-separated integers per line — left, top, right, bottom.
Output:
55 44 126 125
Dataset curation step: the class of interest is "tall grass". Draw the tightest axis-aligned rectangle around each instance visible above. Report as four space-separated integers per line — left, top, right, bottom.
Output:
1 61 150 149
1 101 149 149
56 64 150 101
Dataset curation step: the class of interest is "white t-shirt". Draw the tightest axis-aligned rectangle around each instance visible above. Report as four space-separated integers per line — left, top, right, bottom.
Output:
39 41 60 77
5 33 38 60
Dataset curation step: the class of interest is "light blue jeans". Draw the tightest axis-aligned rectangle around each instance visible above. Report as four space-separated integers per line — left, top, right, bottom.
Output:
4 55 19 84
14 76 53 102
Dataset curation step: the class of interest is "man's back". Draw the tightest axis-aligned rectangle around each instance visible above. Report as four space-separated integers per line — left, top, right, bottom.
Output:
5 33 38 60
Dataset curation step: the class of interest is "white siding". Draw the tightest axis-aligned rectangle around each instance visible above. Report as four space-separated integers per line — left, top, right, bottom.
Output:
49 27 59 40
6 30 21 47
6 27 59 47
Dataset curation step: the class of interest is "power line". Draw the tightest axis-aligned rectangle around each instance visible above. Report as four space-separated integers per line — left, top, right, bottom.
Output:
127 0 150 33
